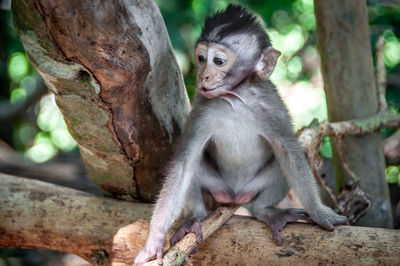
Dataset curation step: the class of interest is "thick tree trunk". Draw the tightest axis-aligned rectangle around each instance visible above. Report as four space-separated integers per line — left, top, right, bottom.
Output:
1 174 399 266
12 0 191 201
314 0 392 227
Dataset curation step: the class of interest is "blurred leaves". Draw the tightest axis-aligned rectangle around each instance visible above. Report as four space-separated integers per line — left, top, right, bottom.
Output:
386 165 400 185
383 29 400 68
1 6 77 163
320 136 333 159
8 52 29 81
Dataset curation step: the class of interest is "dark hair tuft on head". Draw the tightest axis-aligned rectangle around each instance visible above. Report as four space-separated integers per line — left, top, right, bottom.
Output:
197 4 270 49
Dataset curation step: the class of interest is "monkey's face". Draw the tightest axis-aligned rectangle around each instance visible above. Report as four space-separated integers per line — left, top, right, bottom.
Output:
195 43 238 99
195 40 281 99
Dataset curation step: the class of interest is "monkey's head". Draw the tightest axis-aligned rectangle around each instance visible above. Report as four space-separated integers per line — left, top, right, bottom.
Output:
195 4 281 99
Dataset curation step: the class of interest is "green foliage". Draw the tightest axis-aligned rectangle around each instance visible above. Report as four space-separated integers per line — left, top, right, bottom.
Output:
319 136 332 158
386 165 400 185
8 52 29 81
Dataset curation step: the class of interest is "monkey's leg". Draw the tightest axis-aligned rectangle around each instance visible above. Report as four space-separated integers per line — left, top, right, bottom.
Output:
198 158 235 203
235 156 280 204
250 171 313 245
170 181 207 251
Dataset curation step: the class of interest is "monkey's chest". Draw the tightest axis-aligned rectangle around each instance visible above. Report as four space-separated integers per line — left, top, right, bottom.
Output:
209 113 271 180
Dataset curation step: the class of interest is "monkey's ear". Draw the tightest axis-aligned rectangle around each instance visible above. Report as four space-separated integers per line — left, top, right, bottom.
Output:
255 47 281 80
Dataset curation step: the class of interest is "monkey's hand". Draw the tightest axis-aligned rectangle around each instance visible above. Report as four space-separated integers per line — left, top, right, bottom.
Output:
133 235 165 266
309 205 349 231
170 218 203 254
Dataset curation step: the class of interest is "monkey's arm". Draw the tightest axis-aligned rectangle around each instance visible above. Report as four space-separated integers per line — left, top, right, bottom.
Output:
134 120 211 266
260 125 348 231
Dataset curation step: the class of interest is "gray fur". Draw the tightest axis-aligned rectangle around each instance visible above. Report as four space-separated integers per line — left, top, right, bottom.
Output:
134 76 347 265
134 7 347 265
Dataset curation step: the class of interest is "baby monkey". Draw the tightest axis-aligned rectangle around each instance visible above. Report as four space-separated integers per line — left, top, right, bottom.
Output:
134 4 348 265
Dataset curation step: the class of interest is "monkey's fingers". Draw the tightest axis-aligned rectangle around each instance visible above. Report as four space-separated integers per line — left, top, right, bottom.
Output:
287 209 315 224
133 249 156 266
170 219 203 246
270 226 283 245
192 220 203 243
317 219 335 231
318 215 350 231
338 219 350 226
156 247 163 265
269 209 314 245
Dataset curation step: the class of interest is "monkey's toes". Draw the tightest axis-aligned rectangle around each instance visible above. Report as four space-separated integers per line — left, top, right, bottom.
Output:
334 215 350 226
270 225 283 245
263 208 314 245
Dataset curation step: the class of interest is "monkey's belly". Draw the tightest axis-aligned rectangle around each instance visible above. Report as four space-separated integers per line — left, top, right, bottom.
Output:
211 130 272 191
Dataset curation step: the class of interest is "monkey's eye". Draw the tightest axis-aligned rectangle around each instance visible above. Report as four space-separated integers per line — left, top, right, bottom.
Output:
213 57 225 66
198 55 206 63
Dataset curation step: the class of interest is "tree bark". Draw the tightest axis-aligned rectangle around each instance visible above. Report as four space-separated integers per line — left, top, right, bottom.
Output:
314 0 392 228
0 173 151 265
12 0 191 201
1 174 400 266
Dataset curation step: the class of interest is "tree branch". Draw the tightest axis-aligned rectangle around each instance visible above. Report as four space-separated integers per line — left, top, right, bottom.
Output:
12 0 191 201
0 173 151 265
1 174 400 265
319 111 400 137
296 109 400 218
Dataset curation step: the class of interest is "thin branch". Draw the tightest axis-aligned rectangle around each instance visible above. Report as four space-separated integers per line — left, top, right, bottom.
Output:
331 136 358 180
296 108 400 214
319 111 400 137
144 206 239 266
375 36 388 111
311 164 339 210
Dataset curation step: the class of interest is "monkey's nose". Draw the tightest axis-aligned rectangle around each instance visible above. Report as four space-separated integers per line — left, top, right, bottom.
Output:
202 75 209 81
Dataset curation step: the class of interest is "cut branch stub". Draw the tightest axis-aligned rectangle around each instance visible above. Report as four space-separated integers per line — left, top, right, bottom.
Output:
12 0 191 201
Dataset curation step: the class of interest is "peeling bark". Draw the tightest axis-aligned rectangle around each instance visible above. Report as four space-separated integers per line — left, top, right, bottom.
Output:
12 0 190 201
1 174 399 266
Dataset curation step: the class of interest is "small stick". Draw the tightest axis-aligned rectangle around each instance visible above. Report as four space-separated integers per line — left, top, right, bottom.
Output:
312 165 339 210
375 36 388 111
331 136 358 180
144 206 239 266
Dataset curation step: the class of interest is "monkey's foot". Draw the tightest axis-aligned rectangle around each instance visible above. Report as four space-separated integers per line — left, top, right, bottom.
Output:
170 219 203 254
259 208 314 245
309 205 349 231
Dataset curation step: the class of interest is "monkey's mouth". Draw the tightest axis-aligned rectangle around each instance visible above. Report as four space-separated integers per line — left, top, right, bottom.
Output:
199 86 218 99
200 86 216 93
